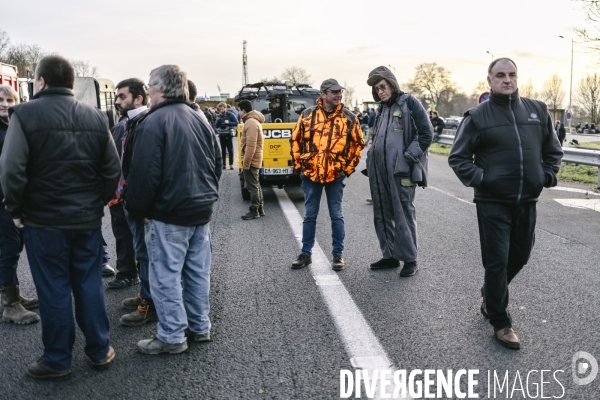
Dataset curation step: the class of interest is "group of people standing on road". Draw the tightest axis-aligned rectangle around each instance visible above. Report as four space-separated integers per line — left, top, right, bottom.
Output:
0 56 564 383
0 57 222 381
289 60 563 351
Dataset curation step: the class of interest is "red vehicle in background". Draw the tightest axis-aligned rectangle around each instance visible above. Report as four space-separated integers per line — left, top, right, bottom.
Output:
0 63 19 92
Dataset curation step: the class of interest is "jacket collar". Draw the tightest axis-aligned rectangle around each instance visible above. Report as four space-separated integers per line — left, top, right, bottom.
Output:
0 117 8 130
489 89 520 107
147 98 188 114
317 98 344 116
32 87 75 100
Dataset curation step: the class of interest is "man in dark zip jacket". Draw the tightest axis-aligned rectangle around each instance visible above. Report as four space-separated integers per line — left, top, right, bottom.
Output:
126 65 222 355
448 58 563 350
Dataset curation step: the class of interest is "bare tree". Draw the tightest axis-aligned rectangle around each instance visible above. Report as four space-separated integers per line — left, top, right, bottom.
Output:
519 79 538 99
575 0 600 50
540 73 565 110
343 80 355 107
0 29 10 60
279 66 313 85
2 43 47 77
575 72 600 124
69 59 99 77
406 63 457 112
471 80 489 97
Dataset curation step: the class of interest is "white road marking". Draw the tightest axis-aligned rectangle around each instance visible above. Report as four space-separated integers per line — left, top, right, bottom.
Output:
275 189 408 400
428 186 474 205
554 198 600 212
551 186 600 196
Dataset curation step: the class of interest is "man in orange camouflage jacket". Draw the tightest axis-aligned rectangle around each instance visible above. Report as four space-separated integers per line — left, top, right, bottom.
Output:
290 78 364 271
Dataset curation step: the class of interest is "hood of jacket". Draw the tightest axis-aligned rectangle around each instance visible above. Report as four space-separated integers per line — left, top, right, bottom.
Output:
242 110 265 124
367 66 401 102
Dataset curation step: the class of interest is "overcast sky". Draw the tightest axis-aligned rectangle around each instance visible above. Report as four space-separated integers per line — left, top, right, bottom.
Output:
2 0 598 109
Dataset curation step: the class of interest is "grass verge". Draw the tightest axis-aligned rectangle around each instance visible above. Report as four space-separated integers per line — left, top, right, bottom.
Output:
571 141 600 150
429 143 598 186
429 143 451 156
557 163 597 185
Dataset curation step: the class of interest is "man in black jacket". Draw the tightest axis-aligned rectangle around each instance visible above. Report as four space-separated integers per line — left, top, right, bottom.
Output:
449 58 563 350
126 65 222 355
105 78 146 292
0 56 121 379
555 120 566 147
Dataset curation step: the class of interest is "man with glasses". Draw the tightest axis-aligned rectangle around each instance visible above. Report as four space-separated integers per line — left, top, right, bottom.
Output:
366 66 433 277
290 79 364 271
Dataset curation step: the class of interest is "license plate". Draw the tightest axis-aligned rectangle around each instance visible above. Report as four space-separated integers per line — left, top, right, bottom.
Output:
263 168 292 175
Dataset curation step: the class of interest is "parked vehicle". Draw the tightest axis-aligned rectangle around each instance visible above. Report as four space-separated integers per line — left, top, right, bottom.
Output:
234 81 320 200
0 63 19 92
73 77 118 129
444 117 461 129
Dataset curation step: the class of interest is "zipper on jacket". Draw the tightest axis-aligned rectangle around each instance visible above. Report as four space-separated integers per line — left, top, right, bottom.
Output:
322 107 338 182
509 96 524 204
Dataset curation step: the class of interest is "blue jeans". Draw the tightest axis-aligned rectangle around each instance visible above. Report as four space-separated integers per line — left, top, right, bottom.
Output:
24 227 110 371
300 174 345 256
123 206 151 300
145 220 212 344
0 206 23 287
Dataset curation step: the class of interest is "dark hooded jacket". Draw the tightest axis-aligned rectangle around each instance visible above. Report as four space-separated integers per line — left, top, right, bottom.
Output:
448 90 563 204
366 66 433 186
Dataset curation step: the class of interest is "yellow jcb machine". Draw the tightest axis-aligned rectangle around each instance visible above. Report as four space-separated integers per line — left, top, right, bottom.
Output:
235 82 320 200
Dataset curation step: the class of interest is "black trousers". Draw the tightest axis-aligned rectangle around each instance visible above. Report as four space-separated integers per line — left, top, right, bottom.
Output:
476 201 536 330
109 202 138 279
219 134 234 166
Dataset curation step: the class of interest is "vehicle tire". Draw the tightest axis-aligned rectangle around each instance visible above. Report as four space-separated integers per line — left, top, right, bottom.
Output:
240 175 250 201
452 125 457 129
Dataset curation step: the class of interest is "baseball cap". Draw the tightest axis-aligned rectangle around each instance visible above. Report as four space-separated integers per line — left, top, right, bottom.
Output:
320 78 345 92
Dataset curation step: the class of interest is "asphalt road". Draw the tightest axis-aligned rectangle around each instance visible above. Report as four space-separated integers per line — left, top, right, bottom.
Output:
2 146 600 399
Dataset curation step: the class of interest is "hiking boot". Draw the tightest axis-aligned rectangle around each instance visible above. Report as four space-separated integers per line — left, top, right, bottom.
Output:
120 299 158 326
495 327 521 350
26 358 71 381
1 285 40 325
106 276 140 289
184 328 212 343
370 257 400 270
137 337 188 355
258 205 266 217
332 255 345 271
0 285 38 314
399 261 418 277
242 207 260 220
291 253 312 269
102 263 115 277
229 165 234 170
91 346 115 370
122 293 143 310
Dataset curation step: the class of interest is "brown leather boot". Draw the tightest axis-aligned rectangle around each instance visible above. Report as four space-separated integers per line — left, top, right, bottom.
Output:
0 284 38 313
495 327 521 349
1 286 40 325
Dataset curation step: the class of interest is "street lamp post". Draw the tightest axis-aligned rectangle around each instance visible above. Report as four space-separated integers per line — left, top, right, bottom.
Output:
486 51 494 60
388 64 396 75
559 35 574 132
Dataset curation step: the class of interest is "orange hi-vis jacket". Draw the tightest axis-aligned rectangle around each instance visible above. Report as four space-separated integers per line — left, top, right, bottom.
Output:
290 99 365 184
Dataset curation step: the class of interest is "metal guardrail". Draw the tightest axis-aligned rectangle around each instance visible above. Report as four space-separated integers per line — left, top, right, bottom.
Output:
434 135 600 188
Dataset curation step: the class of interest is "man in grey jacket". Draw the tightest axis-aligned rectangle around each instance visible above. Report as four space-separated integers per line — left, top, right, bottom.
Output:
366 66 433 277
